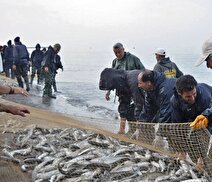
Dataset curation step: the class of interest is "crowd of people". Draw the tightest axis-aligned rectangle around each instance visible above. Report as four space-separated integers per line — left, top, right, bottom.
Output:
0 36 63 99
99 38 212 136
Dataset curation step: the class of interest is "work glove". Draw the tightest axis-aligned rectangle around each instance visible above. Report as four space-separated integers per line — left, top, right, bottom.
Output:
190 115 208 129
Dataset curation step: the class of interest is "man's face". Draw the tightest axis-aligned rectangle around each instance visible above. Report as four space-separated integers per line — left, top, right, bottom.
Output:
179 88 197 104
113 47 125 60
206 59 212 69
138 79 153 92
155 54 161 62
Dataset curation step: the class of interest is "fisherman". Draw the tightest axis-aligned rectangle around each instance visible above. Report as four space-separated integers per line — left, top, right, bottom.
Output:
195 37 212 69
138 70 176 122
171 75 212 132
4 40 15 79
52 54 63 92
105 43 145 134
100 68 145 135
42 43 61 99
153 48 183 78
12 36 30 91
0 85 30 116
30 43 44 85
171 75 212 171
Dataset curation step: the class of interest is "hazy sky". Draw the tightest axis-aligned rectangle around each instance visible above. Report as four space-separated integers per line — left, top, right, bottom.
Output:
1 0 212 55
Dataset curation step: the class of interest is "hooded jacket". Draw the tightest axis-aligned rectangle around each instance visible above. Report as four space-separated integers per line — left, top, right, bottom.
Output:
171 83 212 133
153 57 183 78
13 42 29 65
139 71 176 123
99 68 144 120
31 48 44 69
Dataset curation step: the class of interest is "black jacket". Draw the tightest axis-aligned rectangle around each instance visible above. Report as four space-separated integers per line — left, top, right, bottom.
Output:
99 68 144 120
171 83 212 133
139 71 176 123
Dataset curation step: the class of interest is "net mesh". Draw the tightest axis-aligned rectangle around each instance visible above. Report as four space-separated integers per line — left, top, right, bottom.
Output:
0 118 211 181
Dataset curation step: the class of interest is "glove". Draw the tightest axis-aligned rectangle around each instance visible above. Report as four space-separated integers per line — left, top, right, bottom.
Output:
190 115 208 129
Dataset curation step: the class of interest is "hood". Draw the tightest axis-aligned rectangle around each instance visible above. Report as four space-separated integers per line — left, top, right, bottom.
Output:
152 71 166 91
99 68 128 91
159 57 171 65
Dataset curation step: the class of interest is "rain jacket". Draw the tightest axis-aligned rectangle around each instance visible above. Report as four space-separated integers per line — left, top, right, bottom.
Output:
99 68 145 120
112 52 145 71
171 83 212 133
31 49 44 69
4 45 14 68
13 42 29 65
139 71 176 123
153 57 183 78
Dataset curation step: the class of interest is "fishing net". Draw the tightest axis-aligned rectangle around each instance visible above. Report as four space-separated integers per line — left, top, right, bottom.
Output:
127 121 212 180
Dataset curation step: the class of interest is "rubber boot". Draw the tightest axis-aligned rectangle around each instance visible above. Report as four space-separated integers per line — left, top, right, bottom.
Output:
30 75 34 85
24 76 30 91
53 84 57 92
17 77 24 88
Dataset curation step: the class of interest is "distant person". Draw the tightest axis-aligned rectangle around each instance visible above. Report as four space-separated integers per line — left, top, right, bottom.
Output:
41 47 47 54
39 47 47 84
2 45 7 73
13 37 30 91
171 75 212 132
105 42 145 134
4 40 15 79
195 37 212 69
0 85 30 116
30 43 44 85
0 45 4 73
99 68 145 135
52 54 63 92
153 48 183 78
138 70 176 122
42 43 61 98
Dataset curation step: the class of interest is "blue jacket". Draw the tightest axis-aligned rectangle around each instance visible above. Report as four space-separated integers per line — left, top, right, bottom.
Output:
99 68 144 120
139 71 176 123
31 49 44 68
171 83 212 133
4 45 14 67
13 42 29 65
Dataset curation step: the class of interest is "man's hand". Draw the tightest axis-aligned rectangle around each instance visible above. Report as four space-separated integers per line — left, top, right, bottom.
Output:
44 67 48 73
105 90 111 101
190 115 208 129
4 104 30 117
12 65 16 70
14 87 29 96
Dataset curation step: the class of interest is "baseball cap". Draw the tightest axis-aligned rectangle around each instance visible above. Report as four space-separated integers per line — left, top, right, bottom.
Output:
54 43 61 51
155 48 166 56
195 37 212 66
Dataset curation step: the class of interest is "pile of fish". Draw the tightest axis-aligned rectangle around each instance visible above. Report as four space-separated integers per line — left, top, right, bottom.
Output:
0 127 209 182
